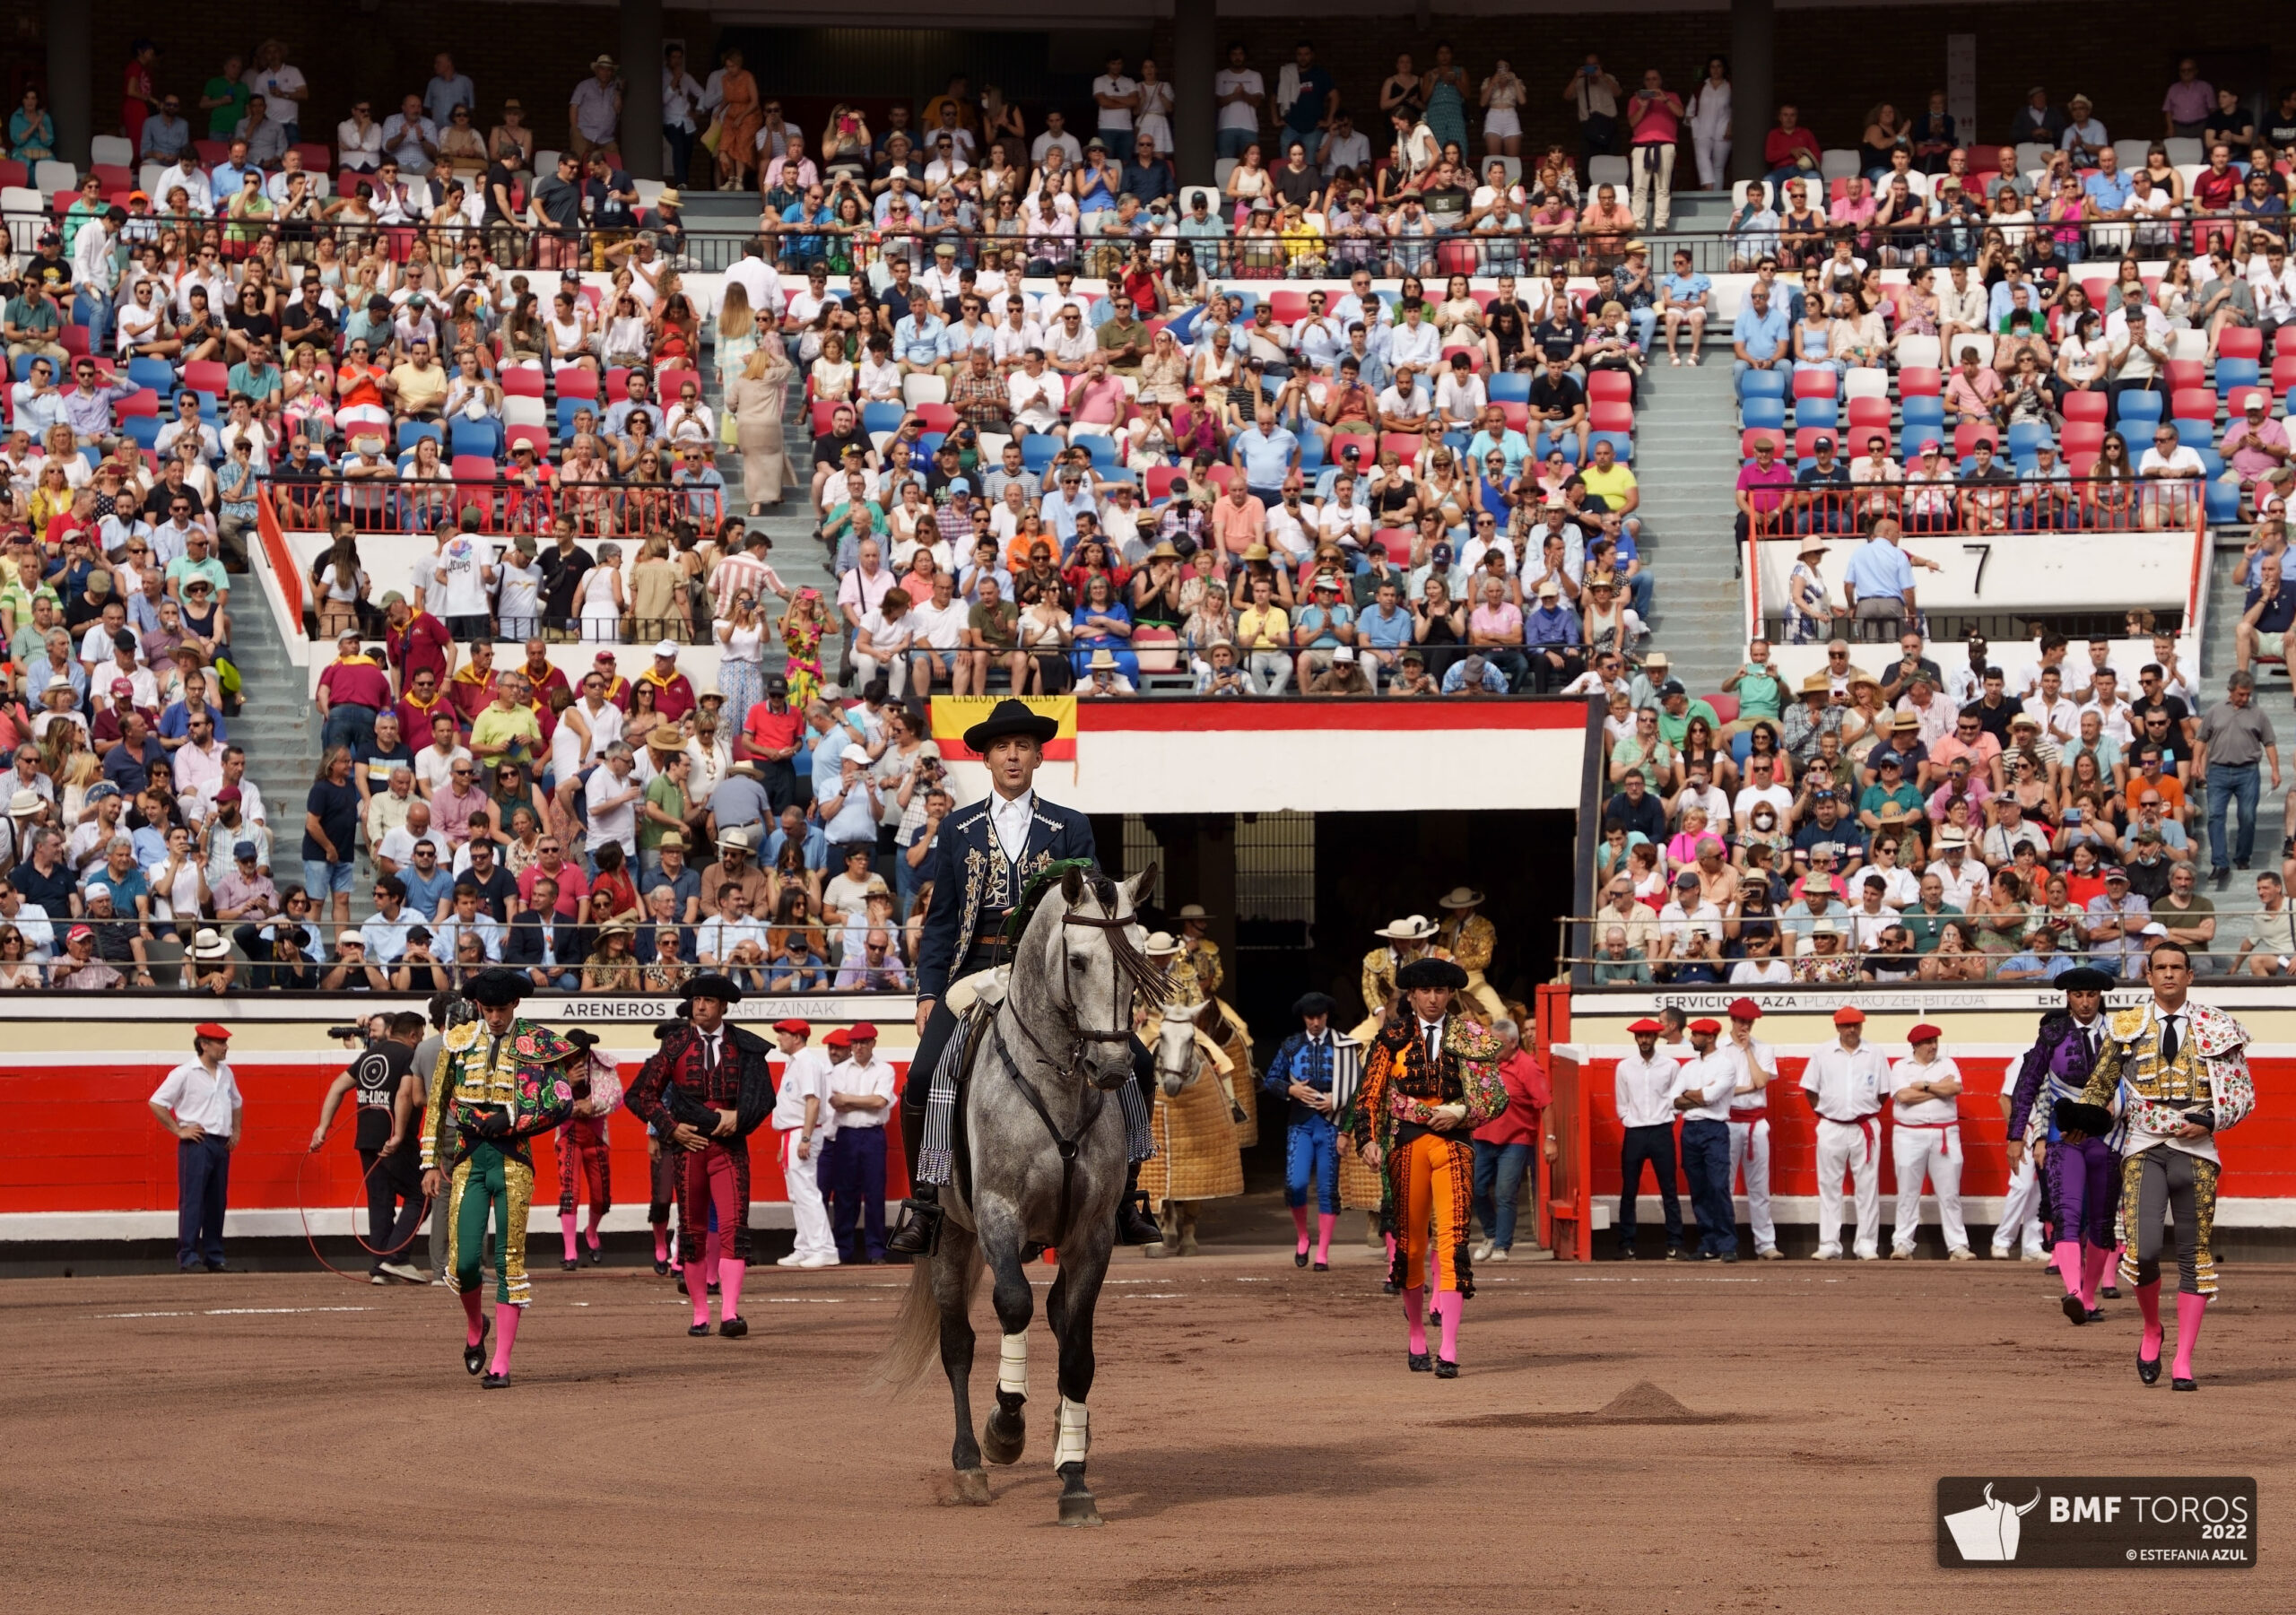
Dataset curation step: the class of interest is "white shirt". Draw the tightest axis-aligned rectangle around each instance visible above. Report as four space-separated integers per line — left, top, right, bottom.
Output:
1726 1037 1778 1114
1733 781 1794 829
988 788 1035 864
2138 444 2205 481
584 766 639 856
772 1045 839 1137
1728 957 1793 985
1861 862 1922 909
152 1056 241 1135
1891 1053 1962 1125
1675 1048 1739 1122
1925 855 1988 910
1215 68 1265 133
1798 1040 1890 1122
833 1055 899 1128
1613 1050 1683 1129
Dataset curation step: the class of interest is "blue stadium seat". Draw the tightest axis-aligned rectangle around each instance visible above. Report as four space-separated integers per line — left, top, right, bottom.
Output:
1297 433 1324 469
1021 433 1060 473
1487 372 1532 404
1741 396 1786 430
2192 446 2224 479
1077 433 1119 470
2005 421 2052 455
2215 358 2260 397
554 398 589 439
1900 395 1944 430
122 415 161 449
861 401 906 434
1794 395 1838 430
1737 369 1787 401
915 432 946 460
2205 481 2242 523
2114 389 2163 428
1589 431 1633 462
127 356 176 393
448 416 500 460
398 420 444 454
2173 417 2213 449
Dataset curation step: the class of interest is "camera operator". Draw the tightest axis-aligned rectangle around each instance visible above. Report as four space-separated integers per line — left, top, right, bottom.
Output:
308 1011 430 1283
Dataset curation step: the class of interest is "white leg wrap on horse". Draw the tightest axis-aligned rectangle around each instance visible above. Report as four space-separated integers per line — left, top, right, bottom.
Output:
1053 1397 1090 1467
997 1332 1029 1397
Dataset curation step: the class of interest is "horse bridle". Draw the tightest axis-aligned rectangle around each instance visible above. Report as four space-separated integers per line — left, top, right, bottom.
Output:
990 895 1161 1242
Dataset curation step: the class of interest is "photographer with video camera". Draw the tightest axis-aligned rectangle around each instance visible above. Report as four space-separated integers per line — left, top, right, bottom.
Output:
309 1012 431 1283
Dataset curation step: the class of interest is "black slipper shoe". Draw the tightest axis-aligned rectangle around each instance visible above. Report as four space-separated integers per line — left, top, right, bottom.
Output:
1434 1359 1459 1379
719 1316 748 1339
2062 1293 2088 1325
2172 1376 2196 1392
587 1246 603 1266
1294 1250 1309 1267
2137 1351 2161 1385
561 1259 578 1272
688 1322 712 1337
655 1258 670 1276
464 1322 489 1376
1407 1351 1431 1373
1312 1261 1328 1272
480 1372 509 1389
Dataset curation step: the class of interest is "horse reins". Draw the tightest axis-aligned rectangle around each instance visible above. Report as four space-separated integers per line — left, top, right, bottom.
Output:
991 888 1166 1242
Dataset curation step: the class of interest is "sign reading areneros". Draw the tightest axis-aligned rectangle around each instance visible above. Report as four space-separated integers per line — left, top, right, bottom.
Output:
1938 1478 2256 1568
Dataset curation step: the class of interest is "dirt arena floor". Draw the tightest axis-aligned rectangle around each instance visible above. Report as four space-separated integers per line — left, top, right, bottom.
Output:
9 1242 2291 1614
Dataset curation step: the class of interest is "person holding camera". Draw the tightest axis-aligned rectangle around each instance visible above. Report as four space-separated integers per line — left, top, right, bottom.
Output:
309 1012 430 1284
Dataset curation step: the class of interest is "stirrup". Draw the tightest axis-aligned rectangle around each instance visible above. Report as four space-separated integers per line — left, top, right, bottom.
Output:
887 1194 944 1257
1118 1189 1161 1246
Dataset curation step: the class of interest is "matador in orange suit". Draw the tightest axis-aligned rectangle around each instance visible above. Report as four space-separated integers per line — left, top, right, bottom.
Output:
1352 956 1506 1378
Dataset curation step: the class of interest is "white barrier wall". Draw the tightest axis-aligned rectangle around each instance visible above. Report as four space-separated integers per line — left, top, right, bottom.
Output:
1752 531 2204 630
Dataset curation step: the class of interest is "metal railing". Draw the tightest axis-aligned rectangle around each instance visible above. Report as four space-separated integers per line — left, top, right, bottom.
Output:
265 475 723 538
33 206 2280 282
1738 475 2212 540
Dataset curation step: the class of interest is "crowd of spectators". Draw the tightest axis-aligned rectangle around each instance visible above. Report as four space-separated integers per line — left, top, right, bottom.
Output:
1587 625 2296 985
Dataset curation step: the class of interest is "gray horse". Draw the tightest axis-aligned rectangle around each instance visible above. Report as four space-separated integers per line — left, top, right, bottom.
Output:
876 864 1161 1526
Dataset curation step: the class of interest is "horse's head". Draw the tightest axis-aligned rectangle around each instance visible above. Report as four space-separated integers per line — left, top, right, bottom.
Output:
1150 999 1206 1096
1032 861 1161 1091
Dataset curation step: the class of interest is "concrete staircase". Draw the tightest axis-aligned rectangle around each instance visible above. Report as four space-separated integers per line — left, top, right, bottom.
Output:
705 362 845 683
1629 343 1745 694
225 569 317 854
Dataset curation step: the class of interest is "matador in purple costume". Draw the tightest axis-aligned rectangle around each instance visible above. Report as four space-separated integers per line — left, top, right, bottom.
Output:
2006 966 2119 1327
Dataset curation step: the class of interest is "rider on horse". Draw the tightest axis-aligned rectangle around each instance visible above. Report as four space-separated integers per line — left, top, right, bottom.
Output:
890 699 1163 1256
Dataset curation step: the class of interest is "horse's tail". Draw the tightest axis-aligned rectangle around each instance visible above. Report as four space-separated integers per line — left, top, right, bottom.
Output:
870 1242 982 1394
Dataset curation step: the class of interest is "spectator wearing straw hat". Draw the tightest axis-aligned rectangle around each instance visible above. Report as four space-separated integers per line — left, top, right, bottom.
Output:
150 1023 241 1272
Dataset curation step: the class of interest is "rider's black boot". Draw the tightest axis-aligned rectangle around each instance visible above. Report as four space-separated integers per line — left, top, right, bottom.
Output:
887 1186 943 1257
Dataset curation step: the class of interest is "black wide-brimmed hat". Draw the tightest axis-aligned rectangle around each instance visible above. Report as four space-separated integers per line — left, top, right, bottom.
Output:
683 972 744 1006
2057 967 2117 994
1396 957 1469 992
2054 1098 2117 1137
1293 991 1340 1020
465 967 527 1007
962 697 1059 751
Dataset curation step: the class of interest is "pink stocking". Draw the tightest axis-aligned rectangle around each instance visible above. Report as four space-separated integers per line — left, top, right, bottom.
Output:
2135 1281 2163 1361
702 1230 721 1288
488 1303 520 1376
1404 1285 1428 1354
2172 1293 2207 1381
691 1260 713 1327
2052 1240 2083 1298
2079 1243 2113 1308
1315 1212 1335 1264
585 1209 604 1248
460 1287 484 1348
653 1223 670 1264
719 1258 746 1323
1434 1290 1463 1363
1291 1204 1310 1255
560 1211 578 1263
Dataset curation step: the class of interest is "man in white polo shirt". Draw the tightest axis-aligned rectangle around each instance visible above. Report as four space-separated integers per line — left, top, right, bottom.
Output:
770 1018 839 1270
1888 1022 1972 1260
1799 1004 1889 1260
148 1022 242 1272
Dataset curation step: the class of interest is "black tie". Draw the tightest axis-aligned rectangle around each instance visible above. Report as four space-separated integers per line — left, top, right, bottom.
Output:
2159 1016 2178 1066
1425 1024 1440 1067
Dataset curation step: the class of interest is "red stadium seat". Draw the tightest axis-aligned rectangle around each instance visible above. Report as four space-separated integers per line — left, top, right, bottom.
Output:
2162 360 2205 393
2218 327 2264 362
501 366 545 397
116 387 159 417
1267 291 1310 324
1440 344 1483 372
1739 428 1787 457
658 365 699 399
2066 451 2098 477
2273 354 2296 393
59 325 89 356
2225 386 2271 419
1145 466 1184 500
1587 371 1633 404
1496 403 1530 433
1704 692 1740 725
1846 396 1891 430
2171 387 2216 421
1847 428 1893 458
1588 402 1633 432
2062 421 2106 456
1378 432 1422 467
811 400 841 435
913 403 957 433
555 368 598 401
604 368 632 403
1330 433 1375 465
1952 421 2001 456
505 423 552 457
1793 427 1831 460
182 360 228 395
451 455 498 481
1899 367 1942 397
1376 529 1413 565
2063 391 2109 423
1791 369 1838 399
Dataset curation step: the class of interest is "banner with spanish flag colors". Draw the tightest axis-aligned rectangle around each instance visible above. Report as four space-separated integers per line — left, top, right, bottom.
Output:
928 696 1078 760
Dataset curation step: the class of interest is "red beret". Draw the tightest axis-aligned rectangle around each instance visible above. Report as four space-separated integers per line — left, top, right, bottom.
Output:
1726 997 1762 1021
1907 1023 1944 1044
194 1022 232 1040
771 1018 811 1036
1626 1018 1664 1035
848 1021 880 1041
1688 1018 1722 1036
1832 1006 1866 1025
823 1028 853 1048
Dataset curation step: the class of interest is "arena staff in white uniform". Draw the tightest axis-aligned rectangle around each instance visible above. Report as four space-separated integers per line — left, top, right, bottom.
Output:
770 1018 839 1270
1799 1004 1890 1260
1887 1022 1971 1260
825 1022 900 1264
1722 997 1781 1260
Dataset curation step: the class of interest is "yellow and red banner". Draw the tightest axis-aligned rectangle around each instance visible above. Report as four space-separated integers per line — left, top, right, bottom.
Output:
928 696 1077 760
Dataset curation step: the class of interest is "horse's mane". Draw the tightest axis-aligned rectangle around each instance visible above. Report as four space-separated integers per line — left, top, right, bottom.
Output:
1021 867 1170 1004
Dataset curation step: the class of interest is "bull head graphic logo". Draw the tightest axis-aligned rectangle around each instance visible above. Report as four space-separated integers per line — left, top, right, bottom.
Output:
1944 1483 2043 1562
